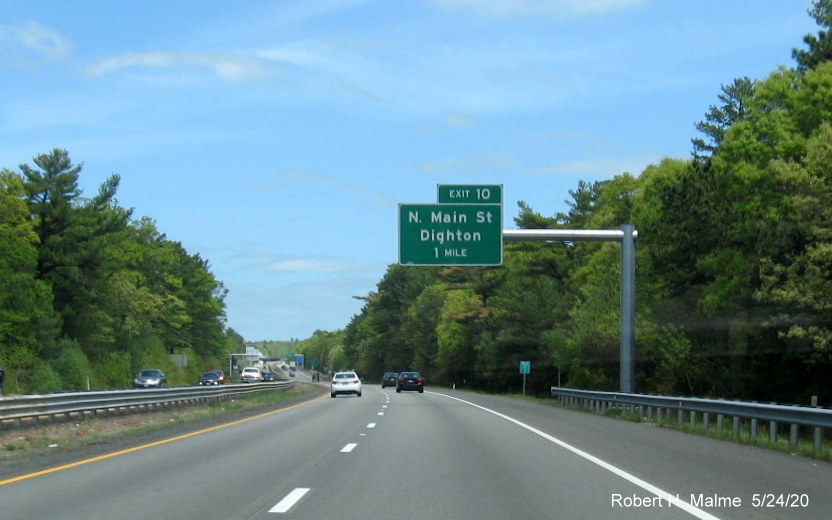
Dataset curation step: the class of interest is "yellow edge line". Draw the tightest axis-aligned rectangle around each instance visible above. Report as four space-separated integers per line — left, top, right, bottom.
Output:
0 392 328 486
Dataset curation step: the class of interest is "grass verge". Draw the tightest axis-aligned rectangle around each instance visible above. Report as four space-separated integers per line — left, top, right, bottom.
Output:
503 392 831 463
0 384 322 461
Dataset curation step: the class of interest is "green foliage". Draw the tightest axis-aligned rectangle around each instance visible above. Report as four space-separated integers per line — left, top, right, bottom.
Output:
49 339 92 390
0 150 233 394
295 330 345 373
755 123 832 361
436 288 484 385
338 5 832 401
649 325 699 395
692 77 754 159
793 0 832 73
5 3 832 404
0 344 40 394
91 351 132 390
402 284 445 375
29 363 63 393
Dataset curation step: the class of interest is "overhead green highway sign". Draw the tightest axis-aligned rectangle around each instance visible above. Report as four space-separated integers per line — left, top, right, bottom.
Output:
399 203 503 266
437 184 502 204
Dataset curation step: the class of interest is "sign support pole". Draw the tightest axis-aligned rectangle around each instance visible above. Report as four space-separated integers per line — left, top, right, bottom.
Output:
504 225 637 393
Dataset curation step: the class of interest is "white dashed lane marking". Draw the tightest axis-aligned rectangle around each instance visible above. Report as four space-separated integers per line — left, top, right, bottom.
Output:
271 393 390 514
269 488 310 514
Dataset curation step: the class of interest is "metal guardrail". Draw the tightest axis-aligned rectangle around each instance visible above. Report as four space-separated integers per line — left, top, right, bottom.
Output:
0 381 294 429
551 387 832 452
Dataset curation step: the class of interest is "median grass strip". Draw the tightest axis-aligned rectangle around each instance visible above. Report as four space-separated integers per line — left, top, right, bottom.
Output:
0 384 322 461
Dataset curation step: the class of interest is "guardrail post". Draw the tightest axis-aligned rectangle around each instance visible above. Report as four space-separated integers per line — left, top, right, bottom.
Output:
751 418 758 439
814 427 823 452
732 416 740 438
770 421 778 443
790 424 799 447
703 412 710 429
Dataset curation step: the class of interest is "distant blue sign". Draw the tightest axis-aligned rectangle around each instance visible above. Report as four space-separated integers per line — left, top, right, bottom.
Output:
519 361 531 374
295 354 305 367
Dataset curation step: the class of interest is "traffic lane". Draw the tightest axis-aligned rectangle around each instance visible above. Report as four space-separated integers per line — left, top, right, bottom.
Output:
0 391 383 520
433 390 832 520
280 388 702 520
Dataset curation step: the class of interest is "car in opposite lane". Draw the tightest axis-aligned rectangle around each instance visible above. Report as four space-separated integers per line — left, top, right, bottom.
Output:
396 371 424 393
331 371 362 397
381 372 399 388
210 369 226 384
133 369 167 389
240 366 264 383
198 371 222 385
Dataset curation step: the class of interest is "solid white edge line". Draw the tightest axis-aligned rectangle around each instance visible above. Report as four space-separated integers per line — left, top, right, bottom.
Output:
433 392 722 520
341 443 358 453
269 487 311 513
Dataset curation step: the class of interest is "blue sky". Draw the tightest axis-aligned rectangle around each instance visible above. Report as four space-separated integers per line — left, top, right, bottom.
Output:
0 1 819 341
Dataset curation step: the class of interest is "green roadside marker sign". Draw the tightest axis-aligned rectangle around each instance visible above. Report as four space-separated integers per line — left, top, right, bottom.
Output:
519 361 531 374
399 203 503 266
437 184 503 204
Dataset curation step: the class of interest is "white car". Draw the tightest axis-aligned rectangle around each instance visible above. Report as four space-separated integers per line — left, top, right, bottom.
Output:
330 371 362 397
240 367 263 383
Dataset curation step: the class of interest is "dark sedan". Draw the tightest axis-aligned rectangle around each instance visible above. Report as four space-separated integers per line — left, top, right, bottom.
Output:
198 371 221 385
381 372 399 388
396 371 424 393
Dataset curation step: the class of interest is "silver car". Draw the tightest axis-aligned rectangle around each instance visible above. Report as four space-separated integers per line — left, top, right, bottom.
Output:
133 369 167 388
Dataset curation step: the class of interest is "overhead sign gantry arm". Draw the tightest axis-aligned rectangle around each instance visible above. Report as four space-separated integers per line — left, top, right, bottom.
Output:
503 225 638 393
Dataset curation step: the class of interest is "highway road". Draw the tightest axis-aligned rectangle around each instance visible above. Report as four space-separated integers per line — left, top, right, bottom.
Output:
1 385 830 520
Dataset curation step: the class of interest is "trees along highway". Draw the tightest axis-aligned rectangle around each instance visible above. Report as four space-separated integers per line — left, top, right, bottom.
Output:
0 386 829 520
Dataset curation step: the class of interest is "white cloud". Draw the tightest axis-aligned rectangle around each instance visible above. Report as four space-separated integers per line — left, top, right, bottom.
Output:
275 170 395 207
267 258 346 272
443 112 483 129
533 153 661 178
0 21 73 59
86 51 277 82
413 153 519 176
427 0 647 17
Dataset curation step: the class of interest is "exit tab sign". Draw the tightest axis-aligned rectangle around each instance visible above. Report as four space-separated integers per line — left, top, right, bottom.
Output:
437 184 502 204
